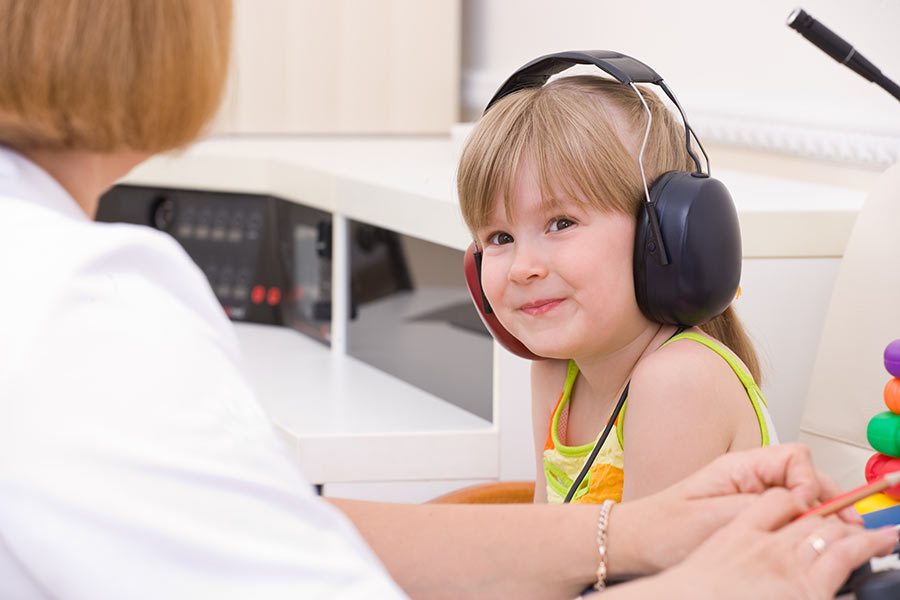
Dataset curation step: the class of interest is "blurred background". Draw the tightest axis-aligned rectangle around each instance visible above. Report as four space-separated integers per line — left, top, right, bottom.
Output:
110 1 900 496
216 0 900 187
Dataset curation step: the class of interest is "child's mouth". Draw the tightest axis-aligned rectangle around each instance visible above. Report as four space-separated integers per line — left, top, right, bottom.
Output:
519 298 563 316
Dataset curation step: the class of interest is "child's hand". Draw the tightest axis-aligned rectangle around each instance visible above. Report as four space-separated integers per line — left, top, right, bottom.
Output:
607 443 864 577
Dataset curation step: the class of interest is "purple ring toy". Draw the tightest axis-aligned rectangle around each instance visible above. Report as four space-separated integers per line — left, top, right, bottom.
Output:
886 340 900 378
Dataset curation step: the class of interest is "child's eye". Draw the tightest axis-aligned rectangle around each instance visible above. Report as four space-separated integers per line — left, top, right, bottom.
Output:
548 217 576 232
487 231 514 246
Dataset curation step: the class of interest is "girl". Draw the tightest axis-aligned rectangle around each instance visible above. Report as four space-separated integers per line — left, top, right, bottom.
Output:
458 73 778 504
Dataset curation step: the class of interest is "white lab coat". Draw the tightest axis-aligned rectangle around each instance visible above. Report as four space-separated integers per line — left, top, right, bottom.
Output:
0 147 405 599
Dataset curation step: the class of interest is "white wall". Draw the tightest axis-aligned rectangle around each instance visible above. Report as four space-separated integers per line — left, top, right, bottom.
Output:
216 0 461 134
461 0 900 168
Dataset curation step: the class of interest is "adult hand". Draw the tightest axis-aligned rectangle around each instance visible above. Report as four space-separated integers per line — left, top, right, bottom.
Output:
607 443 865 577
651 487 898 599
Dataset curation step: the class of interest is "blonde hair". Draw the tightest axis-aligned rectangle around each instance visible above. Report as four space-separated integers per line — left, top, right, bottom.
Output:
0 0 232 153
457 75 761 381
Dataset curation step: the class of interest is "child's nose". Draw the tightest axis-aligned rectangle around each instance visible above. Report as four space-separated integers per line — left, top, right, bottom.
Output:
508 244 548 283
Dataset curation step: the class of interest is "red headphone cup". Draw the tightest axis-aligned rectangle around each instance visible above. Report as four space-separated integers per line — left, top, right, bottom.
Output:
463 243 543 360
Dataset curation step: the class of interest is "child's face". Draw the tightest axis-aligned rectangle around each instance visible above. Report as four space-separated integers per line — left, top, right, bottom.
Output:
475 158 650 360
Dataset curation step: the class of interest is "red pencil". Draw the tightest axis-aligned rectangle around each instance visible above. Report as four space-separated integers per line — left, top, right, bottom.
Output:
795 470 900 520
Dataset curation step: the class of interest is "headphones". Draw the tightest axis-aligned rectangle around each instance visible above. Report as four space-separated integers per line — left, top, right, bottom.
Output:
463 50 742 360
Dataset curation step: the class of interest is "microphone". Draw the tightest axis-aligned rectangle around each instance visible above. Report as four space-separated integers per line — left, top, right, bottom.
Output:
787 7 900 103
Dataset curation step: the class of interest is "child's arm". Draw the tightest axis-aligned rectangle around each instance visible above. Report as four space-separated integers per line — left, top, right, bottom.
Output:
620 339 761 501
530 359 569 503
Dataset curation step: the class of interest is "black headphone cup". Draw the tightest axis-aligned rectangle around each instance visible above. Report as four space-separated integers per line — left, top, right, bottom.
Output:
632 205 655 319
633 172 742 326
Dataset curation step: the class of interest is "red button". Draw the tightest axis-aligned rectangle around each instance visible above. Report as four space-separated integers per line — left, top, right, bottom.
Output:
266 286 282 306
250 285 265 304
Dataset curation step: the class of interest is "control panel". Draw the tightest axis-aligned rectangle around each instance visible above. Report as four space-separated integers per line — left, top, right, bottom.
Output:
97 185 412 344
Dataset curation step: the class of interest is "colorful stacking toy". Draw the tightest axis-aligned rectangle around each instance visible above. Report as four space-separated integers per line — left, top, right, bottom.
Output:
857 340 900 527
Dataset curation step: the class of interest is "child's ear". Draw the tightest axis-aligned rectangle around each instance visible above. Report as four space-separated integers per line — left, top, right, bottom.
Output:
463 243 543 360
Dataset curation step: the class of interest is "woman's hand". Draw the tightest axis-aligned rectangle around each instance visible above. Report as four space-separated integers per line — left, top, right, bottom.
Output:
651 487 898 599
608 443 869 577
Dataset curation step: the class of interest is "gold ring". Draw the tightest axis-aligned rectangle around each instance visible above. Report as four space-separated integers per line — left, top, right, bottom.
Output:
806 534 827 556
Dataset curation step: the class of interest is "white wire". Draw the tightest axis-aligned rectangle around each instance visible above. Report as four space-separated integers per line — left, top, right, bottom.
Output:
629 82 653 205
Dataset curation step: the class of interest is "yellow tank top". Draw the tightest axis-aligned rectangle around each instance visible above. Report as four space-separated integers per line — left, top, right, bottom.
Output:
542 331 776 504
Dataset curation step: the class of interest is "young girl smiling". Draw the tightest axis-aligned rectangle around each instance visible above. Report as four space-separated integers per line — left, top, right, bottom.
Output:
458 72 777 504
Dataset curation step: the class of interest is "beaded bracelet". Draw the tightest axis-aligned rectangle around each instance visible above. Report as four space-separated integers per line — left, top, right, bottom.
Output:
593 499 615 591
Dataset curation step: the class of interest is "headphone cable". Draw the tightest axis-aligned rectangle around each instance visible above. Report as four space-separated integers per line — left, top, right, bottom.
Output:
562 326 686 503
563 383 630 503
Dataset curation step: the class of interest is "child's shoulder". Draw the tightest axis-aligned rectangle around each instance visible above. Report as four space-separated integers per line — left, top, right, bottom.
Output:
624 330 765 467
631 331 743 396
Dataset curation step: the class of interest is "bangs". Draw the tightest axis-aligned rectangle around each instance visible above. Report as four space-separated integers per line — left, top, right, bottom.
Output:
457 76 648 235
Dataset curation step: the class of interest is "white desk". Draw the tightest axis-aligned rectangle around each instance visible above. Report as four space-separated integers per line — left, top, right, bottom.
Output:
121 135 868 499
234 322 493 485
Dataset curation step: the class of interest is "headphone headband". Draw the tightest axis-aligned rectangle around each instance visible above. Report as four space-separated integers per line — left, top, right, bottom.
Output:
484 50 708 175
485 50 663 112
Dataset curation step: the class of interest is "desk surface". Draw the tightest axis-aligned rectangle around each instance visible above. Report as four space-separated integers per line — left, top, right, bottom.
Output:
235 322 495 484
122 135 867 258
